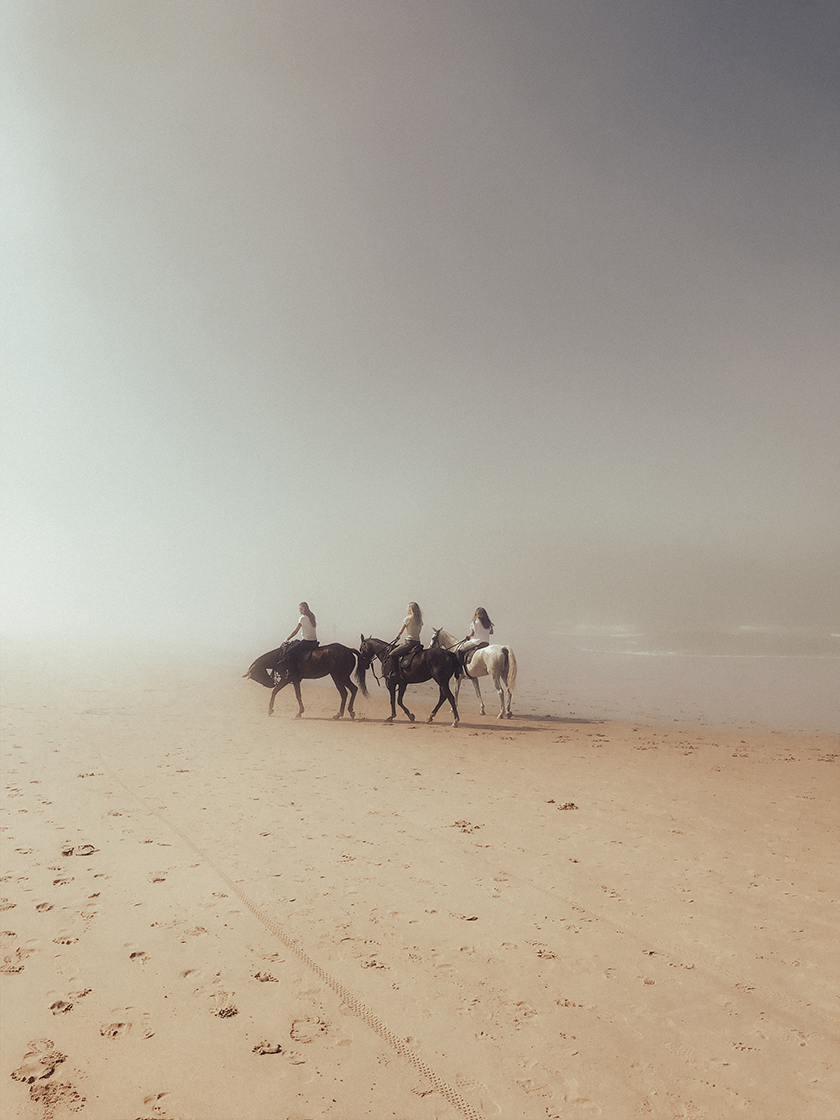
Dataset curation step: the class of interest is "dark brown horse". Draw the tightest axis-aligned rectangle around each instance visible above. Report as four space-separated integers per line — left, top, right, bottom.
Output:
243 643 367 718
357 636 460 725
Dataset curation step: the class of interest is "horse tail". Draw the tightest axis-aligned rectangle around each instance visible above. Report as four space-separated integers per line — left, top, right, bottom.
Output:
504 647 517 693
354 652 370 697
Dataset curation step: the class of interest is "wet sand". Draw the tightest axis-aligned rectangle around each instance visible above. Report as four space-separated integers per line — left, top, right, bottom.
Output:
1 650 838 1118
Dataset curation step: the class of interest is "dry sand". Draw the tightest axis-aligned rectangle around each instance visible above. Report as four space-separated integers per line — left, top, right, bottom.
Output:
1 649 838 1119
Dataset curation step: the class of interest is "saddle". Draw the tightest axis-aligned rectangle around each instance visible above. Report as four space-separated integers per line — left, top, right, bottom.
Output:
391 647 421 676
275 640 318 680
459 642 487 672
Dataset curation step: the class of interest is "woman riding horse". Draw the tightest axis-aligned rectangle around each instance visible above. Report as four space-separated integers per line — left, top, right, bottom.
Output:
284 601 319 678
388 601 423 679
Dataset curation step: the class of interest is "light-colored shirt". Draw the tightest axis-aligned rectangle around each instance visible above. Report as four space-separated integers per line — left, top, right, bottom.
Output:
469 619 493 643
402 614 422 642
299 615 317 641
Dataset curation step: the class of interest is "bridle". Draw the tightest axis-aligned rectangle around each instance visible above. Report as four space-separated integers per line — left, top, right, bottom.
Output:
359 637 398 686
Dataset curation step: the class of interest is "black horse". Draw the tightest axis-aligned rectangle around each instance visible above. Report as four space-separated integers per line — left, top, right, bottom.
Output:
357 635 460 725
243 642 367 718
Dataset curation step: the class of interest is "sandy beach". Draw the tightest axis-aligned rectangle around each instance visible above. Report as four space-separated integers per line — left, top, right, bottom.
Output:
1 646 838 1119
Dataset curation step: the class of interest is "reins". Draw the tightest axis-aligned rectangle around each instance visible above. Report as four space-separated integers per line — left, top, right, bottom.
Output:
361 637 399 687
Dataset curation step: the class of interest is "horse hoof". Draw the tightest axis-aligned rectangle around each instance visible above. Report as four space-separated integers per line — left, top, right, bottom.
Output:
349 711 355 720
452 719 459 727
426 716 434 724
295 712 303 719
385 716 395 723
408 714 415 723
332 713 342 720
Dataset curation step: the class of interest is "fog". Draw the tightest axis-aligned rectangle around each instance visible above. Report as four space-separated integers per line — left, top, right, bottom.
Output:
2 1 839 659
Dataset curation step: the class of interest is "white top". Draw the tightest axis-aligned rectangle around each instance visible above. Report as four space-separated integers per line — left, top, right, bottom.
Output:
469 619 493 643
402 614 422 642
299 615 317 641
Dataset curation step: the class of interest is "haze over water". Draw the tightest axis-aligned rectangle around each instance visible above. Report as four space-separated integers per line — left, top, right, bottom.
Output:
2 2 838 732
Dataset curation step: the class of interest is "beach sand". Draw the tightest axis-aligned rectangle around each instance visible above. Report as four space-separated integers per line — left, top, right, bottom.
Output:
1 649 838 1119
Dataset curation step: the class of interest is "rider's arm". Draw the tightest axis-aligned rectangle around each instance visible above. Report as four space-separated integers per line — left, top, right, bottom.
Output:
286 621 301 641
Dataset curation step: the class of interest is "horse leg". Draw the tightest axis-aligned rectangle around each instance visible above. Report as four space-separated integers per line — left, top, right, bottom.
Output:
345 676 357 720
504 673 513 718
428 677 458 727
333 679 348 720
385 679 398 722
293 679 304 718
330 673 357 720
471 676 485 716
397 681 415 722
268 679 288 715
491 670 506 719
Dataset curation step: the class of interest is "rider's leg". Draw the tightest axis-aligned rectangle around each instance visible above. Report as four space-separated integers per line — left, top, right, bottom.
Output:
389 640 418 678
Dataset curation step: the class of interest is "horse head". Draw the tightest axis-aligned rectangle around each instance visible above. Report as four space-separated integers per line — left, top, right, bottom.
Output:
243 644 288 688
358 634 375 669
431 629 459 651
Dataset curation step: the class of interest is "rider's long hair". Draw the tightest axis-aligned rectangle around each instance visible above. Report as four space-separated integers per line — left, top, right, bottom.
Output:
299 602 316 626
408 602 423 625
474 607 493 629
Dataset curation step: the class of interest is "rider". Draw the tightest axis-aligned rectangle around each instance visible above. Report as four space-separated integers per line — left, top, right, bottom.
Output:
284 602 319 677
458 607 494 670
388 602 423 679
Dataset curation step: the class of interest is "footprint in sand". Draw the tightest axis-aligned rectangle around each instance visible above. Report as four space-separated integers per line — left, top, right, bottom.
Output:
143 1092 171 1108
290 1017 328 1043
2 932 40 972
10 1039 67 1083
253 1041 285 1054
214 1001 239 1018
52 930 79 946
29 1080 86 1114
1 930 26 973
206 987 238 1018
251 1039 306 1064
456 1074 502 1116
35 901 54 912
561 1077 602 1115
100 1006 153 1039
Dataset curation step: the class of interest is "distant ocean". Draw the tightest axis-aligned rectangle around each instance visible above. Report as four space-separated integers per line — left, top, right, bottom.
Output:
517 625 840 734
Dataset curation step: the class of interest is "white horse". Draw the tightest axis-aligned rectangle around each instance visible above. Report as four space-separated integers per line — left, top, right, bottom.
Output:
431 629 517 719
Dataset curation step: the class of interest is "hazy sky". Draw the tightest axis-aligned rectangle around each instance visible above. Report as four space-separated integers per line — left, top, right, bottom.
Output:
2 1 838 649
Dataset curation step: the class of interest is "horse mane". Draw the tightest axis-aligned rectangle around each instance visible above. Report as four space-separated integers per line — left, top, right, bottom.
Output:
434 629 461 651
